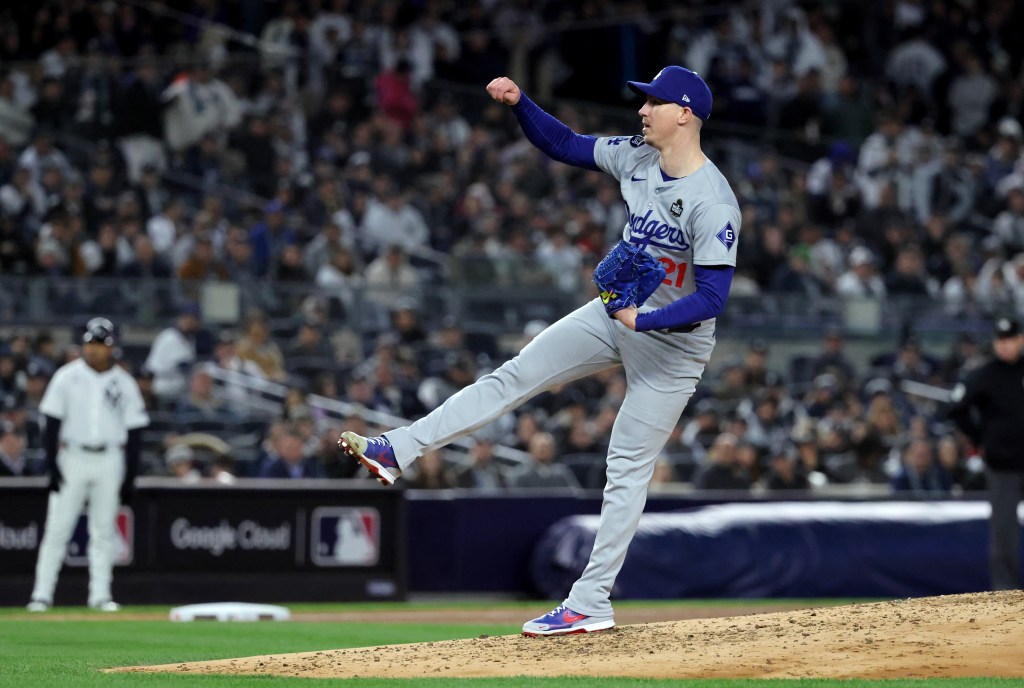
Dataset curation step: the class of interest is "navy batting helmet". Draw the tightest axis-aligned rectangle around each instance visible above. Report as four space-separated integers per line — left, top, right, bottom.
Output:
83 317 117 346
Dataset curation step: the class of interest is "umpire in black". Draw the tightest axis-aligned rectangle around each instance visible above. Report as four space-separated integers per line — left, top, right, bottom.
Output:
948 317 1024 590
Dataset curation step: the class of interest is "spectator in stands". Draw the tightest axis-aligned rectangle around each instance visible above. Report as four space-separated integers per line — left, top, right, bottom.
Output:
940 333 985 384
743 393 790 452
165 444 201 483
178 234 229 281
161 62 242 152
209 454 237 484
454 437 507 489
0 345 20 395
936 435 985 493
681 399 723 451
146 196 185 259
835 246 886 298
389 301 427 348
220 227 258 281
885 245 934 297
121 235 172 278
417 351 476 412
359 184 429 252
259 425 324 479
286 322 334 371
363 244 421 306
236 312 286 382
647 457 677 492
891 439 952 496
406 449 456 489
948 50 999 142
711 361 748 410
692 433 750 490
305 218 355 275
0 421 31 477
769 244 824 296
993 187 1024 254
810 328 857 390
175 367 235 427
135 367 158 412
509 432 579 489
760 444 810 491
315 246 361 315
145 303 201 405
374 59 418 130
741 339 771 394
889 337 938 383
248 200 296 278
803 374 841 419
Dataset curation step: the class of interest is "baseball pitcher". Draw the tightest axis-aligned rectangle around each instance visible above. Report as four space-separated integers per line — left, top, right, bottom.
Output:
340 66 741 636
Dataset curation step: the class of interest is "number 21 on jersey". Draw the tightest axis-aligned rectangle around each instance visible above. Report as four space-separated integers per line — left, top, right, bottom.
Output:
658 257 687 288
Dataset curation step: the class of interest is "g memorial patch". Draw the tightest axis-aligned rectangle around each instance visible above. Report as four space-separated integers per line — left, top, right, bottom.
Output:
716 222 736 251
629 135 645 147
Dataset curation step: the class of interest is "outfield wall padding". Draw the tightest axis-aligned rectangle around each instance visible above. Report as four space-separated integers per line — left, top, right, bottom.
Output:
530 501 1024 599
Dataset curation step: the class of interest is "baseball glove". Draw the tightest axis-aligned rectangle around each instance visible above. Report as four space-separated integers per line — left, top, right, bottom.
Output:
593 241 666 316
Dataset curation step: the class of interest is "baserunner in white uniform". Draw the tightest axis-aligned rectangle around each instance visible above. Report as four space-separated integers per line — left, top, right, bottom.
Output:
340 66 741 636
27 318 149 612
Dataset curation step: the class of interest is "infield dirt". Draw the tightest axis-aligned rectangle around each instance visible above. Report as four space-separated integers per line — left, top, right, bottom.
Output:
115 591 1024 679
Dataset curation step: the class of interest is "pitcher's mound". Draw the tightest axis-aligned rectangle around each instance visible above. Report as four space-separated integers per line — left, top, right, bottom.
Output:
114 591 1024 679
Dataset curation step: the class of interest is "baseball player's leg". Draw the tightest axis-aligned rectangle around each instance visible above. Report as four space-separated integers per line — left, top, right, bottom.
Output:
564 330 712 618
84 453 124 606
987 469 1022 590
385 300 620 467
30 453 90 604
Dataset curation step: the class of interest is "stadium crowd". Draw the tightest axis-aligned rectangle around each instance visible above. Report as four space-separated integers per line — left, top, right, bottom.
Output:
1 0 1023 494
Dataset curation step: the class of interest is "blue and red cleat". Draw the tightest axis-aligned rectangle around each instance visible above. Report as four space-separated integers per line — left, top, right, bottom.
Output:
521 604 615 637
339 432 400 486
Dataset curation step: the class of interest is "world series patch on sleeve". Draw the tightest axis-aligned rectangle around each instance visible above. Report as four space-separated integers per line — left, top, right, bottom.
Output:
593 240 667 316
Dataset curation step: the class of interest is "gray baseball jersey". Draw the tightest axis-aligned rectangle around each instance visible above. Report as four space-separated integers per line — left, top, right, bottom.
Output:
594 135 741 323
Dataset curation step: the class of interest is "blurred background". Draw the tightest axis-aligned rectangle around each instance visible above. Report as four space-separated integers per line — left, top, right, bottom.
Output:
1 0 1023 603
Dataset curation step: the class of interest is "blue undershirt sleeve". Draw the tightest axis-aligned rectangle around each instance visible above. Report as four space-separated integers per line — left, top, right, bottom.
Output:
511 93 600 171
635 266 734 332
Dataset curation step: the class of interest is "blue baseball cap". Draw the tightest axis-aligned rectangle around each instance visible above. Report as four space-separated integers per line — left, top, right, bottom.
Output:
627 66 713 121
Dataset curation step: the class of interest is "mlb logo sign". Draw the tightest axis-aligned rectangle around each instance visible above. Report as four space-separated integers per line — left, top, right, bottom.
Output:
66 508 134 567
311 507 380 567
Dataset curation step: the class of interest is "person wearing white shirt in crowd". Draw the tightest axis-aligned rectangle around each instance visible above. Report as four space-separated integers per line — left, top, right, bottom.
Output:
146 196 186 258
836 246 887 298
144 303 201 405
359 184 429 253
884 29 946 102
27 319 149 612
536 228 582 293
161 63 243 152
364 244 420 306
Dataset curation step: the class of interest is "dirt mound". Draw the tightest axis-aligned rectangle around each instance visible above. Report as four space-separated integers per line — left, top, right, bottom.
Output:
114 591 1024 679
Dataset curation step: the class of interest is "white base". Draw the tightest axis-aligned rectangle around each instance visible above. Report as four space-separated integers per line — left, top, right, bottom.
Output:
169 602 291 622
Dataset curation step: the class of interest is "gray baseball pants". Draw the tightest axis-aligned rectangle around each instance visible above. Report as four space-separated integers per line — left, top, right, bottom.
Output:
386 299 713 618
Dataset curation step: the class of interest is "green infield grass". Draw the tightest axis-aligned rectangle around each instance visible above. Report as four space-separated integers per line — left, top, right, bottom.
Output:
1 603 1021 688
